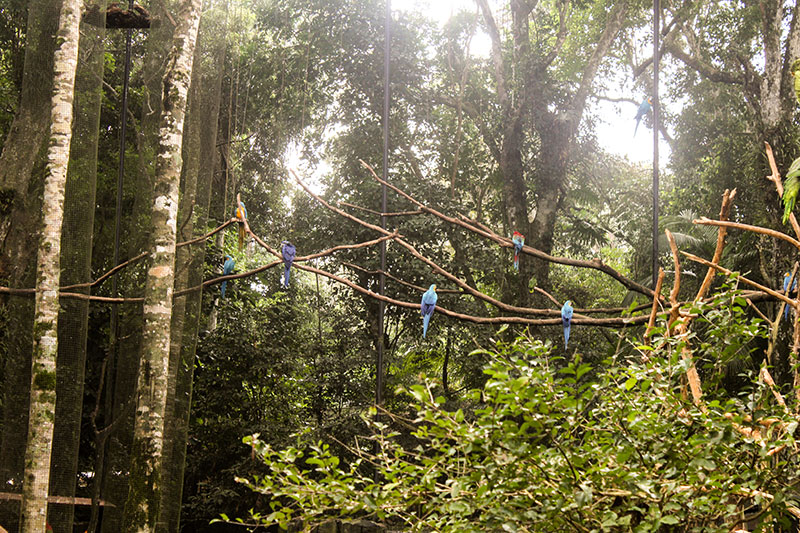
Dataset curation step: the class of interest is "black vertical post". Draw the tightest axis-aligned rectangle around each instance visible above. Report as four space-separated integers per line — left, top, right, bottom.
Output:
652 0 660 288
108 0 135 410
377 0 390 414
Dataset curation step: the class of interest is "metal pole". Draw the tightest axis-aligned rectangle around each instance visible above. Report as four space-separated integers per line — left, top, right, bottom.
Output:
108 0 135 410
652 0 660 289
377 0 390 412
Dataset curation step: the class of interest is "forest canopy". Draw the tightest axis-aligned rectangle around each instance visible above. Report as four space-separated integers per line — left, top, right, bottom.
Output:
1 0 800 532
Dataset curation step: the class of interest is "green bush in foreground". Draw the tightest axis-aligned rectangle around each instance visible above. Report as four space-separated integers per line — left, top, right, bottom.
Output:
234 301 800 532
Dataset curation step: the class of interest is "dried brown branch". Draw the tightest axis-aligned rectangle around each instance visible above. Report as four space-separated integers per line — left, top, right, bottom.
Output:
342 262 463 294
682 252 794 306
644 268 665 344
358 160 656 298
694 218 800 253
666 229 704 408
290 169 555 317
694 189 737 300
759 365 788 411
765 141 800 240
293 261 649 328
339 201 423 218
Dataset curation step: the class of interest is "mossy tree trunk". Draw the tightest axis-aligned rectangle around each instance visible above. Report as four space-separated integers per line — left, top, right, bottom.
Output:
100 3 177 530
158 4 227 529
19 0 82 530
121 0 202 529
0 1 60 528
47 2 107 531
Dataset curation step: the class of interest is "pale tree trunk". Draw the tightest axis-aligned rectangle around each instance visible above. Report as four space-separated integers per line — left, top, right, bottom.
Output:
47 2 107 531
100 3 178 529
159 6 227 528
121 0 202 530
0 2 60 527
19 0 82 531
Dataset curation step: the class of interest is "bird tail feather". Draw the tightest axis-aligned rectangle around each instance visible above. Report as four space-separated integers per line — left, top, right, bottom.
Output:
221 280 227 299
284 265 291 288
423 313 431 338
238 224 245 251
634 119 640 137
564 325 570 349
514 252 519 270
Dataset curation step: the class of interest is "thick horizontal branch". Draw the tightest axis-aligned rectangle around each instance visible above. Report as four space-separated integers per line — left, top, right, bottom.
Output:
290 169 558 317
339 201 423 218
295 261 649 328
694 217 800 252
681 252 795 306
342 262 464 294
357 160 656 298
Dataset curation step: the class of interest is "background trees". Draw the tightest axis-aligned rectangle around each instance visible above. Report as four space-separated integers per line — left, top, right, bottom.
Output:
0 0 799 531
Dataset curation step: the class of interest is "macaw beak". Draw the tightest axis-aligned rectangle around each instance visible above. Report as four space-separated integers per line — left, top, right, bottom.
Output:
432 285 437 291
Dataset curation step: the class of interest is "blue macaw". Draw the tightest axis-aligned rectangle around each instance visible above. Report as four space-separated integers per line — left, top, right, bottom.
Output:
512 231 525 270
236 194 248 251
634 97 652 136
421 284 438 338
783 272 797 321
281 240 296 288
561 300 573 349
221 255 235 299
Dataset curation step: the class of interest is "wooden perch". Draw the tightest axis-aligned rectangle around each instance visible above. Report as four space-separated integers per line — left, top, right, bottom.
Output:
666 230 704 408
342 262 463 294
83 2 152 29
681 252 794 307
765 142 800 241
357 160 657 298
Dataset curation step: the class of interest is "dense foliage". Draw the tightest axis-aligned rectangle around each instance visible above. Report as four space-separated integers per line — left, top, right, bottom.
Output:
238 288 799 532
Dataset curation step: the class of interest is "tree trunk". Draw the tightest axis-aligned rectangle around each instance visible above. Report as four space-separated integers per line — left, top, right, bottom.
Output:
19 0 82 530
100 3 178 529
0 2 60 527
47 3 107 532
121 0 202 529
159 9 227 529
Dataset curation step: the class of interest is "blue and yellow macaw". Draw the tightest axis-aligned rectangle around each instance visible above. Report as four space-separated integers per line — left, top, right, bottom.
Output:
236 194 248 251
221 255 235 299
281 240 296 288
512 231 525 270
783 272 797 321
421 284 438 338
634 97 652 136
561 300 573 349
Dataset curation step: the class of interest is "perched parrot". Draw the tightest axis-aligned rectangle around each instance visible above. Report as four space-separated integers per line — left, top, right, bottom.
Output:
512 231 525 270
281 240 296 288
634 97 652 136
221 255 235 299
420 284 438 338
782 156 800 224
783 272 797 321
236 195 248 251
561 300 573 349
792 58 800 106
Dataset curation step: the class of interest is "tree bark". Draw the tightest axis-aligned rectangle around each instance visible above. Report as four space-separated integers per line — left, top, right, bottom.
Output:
0 2 60 526
19 0 82 530
47 3 106 532
158 7 227 529
100 3 178 530
121 0 202 530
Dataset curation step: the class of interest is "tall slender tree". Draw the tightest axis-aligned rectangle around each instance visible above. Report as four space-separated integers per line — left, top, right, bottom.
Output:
121 0 202 529
0 2 61 526
19 0 82 530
